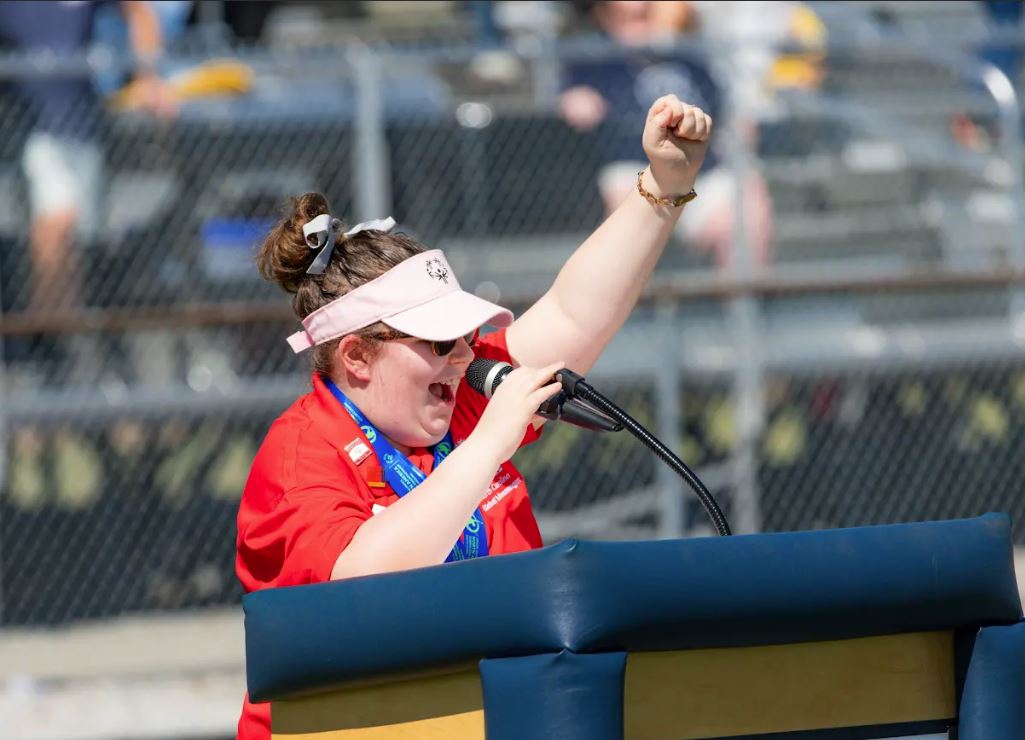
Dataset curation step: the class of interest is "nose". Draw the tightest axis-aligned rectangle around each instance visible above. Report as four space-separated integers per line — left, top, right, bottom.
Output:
449 335 474 370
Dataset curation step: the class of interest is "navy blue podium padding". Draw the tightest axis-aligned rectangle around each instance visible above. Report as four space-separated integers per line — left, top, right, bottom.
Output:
479 650 625 740
244 514 1021 701
959 621 1025 739
245 542 574 702
558 513 1021 653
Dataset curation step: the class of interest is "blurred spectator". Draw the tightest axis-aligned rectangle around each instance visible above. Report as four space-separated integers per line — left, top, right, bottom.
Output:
0 1 176 316
559 0 773 271
690 1 826 115
685 1 825 268
93 1 193 96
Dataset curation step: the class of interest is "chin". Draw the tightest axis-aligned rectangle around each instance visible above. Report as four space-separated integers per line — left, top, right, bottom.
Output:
420 419 453 446
395 432 446 451
394 420 448 450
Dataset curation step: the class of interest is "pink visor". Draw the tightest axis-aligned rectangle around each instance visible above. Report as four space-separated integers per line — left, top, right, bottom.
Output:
286 249 513 353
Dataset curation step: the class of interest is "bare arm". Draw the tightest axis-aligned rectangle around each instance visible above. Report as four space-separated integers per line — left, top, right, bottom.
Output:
331 363 562 580
120 1 163 65
119 1 178 117
331 436 502 578
506 95 713 374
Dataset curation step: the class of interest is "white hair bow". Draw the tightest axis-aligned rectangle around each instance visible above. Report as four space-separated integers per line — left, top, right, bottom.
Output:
302 215 397 275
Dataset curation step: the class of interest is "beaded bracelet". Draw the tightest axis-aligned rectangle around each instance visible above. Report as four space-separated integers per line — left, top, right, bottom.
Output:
636 170 697 208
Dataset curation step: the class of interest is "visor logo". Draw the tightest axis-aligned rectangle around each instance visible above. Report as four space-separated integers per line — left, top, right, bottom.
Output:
425 257 450 284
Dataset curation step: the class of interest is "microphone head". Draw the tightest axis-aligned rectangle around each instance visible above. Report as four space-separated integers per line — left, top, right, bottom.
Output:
466 358 512 398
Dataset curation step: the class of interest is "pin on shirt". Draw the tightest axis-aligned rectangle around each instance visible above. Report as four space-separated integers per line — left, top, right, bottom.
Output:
345 438 372 466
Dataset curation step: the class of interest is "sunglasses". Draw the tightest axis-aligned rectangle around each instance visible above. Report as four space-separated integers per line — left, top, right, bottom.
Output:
428 330 478 356
368 328 478 357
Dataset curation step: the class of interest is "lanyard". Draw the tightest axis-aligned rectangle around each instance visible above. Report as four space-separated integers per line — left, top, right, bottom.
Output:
325 379 488 561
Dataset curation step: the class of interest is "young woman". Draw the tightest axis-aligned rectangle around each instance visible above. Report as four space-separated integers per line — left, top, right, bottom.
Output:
235 93 711 738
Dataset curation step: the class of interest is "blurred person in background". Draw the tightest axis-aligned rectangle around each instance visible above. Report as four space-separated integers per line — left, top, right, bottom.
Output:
235 92 712 738
92 0 193 97
685 0 826 268
689 1 826 112
0 0 175 319
559 0 773 271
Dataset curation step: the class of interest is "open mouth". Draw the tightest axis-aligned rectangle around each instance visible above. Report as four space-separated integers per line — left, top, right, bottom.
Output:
428 379 458 404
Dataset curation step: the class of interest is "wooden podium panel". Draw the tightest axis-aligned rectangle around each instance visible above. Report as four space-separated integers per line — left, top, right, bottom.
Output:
271 667 484 739
624 631 955 739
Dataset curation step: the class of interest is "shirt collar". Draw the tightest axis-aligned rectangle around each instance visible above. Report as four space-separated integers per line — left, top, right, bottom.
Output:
308 373 435 492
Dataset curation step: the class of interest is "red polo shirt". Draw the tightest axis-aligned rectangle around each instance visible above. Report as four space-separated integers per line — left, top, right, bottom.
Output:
235 328 543 739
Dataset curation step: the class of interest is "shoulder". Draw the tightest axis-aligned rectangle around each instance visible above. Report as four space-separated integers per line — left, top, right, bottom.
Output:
243 392 356 513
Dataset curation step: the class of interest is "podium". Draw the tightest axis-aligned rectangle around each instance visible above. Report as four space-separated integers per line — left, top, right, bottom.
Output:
243 513 1025 739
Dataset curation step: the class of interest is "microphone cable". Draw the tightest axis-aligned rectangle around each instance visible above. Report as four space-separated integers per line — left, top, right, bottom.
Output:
557 369 732 537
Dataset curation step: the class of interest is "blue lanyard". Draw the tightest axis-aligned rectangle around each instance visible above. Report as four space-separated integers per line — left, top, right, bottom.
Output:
325 378 488 561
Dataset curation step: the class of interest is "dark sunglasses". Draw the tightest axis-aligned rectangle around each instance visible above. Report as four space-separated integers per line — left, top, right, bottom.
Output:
368 328 477 357
428 330 478 357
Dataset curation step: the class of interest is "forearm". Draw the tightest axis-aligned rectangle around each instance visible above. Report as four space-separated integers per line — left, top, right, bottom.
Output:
120 1 163 69
330 437 502 580
552 170 685 347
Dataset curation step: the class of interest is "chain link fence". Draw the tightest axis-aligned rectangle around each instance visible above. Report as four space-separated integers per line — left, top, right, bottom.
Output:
2 3 1025 628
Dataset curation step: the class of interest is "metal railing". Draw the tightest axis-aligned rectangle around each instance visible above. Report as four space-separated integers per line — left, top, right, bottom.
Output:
1 25 1023 627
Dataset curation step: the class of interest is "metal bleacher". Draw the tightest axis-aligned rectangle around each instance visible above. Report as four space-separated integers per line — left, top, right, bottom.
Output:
758 0 1021 306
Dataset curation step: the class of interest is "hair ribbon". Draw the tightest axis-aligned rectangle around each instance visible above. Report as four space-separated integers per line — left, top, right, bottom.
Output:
302 214 397 275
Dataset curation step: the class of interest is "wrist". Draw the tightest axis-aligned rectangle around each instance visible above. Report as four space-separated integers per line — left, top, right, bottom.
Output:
644 166 696 198
460 431 506 468
637 167 697 209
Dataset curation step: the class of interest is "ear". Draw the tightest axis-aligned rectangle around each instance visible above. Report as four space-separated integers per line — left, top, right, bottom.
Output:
335 334 375 384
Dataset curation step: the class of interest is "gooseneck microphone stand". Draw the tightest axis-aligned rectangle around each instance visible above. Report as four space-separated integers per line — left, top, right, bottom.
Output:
558 369 733 538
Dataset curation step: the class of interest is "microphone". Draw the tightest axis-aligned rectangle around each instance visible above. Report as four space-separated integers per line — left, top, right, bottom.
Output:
465 359 623 433
468 360 731 535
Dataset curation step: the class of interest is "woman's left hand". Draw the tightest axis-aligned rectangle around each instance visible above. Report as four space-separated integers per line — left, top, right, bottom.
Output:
641 94 713 196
